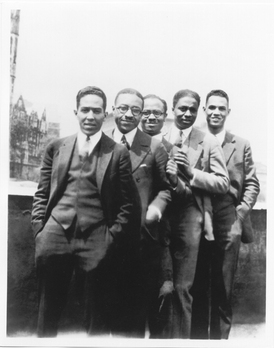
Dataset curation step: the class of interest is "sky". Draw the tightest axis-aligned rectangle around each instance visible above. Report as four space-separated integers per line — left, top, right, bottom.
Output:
2 2 274 166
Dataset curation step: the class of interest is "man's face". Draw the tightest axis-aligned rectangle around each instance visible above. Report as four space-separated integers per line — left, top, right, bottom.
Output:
204 96 230 132
74 94 106 136
113 93 143 134
141 98 167 136
173 96 199 130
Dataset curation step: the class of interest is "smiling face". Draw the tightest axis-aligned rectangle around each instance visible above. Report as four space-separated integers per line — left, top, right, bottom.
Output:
74 94 106 136
113 93 143 134
172 96 199 130
204 95 230 134
141 97 167 136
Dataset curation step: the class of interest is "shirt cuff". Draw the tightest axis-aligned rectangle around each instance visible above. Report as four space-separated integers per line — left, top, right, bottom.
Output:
147 204 162 221
189 169 197 186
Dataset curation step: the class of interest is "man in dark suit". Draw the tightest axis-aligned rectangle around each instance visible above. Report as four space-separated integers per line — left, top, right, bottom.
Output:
31 86 138 337
164 89 230 338
108 88 171 337
139 94 175 338
191 89 260 339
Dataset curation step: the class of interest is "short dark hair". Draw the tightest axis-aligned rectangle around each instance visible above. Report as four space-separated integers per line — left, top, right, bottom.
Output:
76 86 107 111
144 94 168 114
172 89 201 108
205 89 229 105
114 88 144 107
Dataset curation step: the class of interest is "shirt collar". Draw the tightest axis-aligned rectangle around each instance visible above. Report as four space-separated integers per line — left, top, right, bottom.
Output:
153 133 163 141
77 130 102 154
207 127 226 146
168 123 193 144
113 127 138 147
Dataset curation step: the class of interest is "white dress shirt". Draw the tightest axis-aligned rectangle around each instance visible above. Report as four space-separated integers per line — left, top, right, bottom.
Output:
77 130 102 155
167 123 193 145
113 127 138 147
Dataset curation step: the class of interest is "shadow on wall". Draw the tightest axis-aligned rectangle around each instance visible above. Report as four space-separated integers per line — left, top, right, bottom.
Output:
7 195 266 336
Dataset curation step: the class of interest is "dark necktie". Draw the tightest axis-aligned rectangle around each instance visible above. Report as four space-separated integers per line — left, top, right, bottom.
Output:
79 135 90 159
121 135 130 150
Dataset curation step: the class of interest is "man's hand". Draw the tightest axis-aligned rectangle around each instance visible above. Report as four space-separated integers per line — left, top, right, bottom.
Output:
145 205 161 225
173 150 194 179
166 159 178 188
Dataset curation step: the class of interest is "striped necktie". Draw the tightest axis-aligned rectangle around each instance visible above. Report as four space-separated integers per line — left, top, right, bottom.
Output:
121 135 130 150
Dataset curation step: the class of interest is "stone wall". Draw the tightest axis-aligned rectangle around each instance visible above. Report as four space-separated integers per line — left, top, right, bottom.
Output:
7 195 266 336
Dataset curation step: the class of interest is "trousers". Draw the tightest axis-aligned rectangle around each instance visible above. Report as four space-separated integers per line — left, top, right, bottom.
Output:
35 215 116 337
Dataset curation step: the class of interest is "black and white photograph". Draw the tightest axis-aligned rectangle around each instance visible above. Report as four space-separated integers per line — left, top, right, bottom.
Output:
0 1 273 347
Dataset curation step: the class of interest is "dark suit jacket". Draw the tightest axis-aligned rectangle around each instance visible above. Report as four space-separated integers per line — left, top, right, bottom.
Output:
107 128 171 242
221 131 260 243
31 132 139 240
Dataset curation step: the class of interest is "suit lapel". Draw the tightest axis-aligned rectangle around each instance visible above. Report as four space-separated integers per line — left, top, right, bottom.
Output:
187 128 205 168
96 133 115 193
57 135 77 188
222 131 236 164
130 129 151 173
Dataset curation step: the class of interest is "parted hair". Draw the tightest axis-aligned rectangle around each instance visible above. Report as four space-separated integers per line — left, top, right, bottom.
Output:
205 89 229 105
172 89 201 108
114 88 144 106
144 94 168 114
76 86 107 110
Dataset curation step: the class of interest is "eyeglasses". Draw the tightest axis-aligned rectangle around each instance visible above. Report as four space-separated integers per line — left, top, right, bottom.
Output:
142 110 164 118
115 105 142 117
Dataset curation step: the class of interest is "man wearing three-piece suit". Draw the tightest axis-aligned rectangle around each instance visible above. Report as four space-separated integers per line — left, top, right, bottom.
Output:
164 89 230 338
31 86 139 337
107 88 171 338
191 89 260 339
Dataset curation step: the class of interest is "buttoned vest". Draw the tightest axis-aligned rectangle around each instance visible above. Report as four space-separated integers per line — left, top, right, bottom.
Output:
51 141 105 231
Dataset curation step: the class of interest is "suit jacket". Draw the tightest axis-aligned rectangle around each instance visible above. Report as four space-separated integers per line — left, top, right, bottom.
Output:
31 132 139 240
107 128 171 241
166 126 229 215
220 131 260 243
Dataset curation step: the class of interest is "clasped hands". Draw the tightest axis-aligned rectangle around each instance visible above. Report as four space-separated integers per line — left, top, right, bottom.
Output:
166 150 193 187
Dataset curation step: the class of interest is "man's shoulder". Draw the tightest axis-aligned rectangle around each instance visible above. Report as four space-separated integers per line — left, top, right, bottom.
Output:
226 131 250 147
101 132 129 155
47 134 76 149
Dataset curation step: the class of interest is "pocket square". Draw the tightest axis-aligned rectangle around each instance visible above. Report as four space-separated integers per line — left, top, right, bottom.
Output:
140 164 147 167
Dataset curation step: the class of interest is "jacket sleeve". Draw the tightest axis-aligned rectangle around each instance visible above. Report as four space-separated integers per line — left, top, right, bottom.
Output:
31 142 54 236
148 142 171 216
191 135 230 194
236 141 260 221
108 146 141 239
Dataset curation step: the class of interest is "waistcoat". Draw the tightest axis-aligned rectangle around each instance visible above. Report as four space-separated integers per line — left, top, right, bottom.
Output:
51 141 105 231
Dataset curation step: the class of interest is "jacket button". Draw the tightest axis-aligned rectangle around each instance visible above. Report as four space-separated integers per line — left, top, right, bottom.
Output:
136 178 140 183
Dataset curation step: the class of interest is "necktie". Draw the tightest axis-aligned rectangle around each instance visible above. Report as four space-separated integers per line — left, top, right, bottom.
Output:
121 135 130 150
80 136 90 159
174 130 183 148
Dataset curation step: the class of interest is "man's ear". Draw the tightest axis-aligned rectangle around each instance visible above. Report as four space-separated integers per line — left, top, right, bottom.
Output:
172 107 175 115
112 106 115 112
74 110 77 116
227 108 231 116
104 112 108 118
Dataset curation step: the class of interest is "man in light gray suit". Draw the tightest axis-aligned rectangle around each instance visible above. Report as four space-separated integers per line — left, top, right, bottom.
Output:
191 89 260 339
